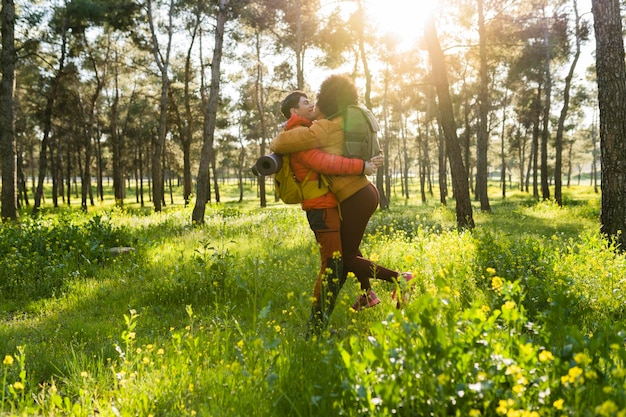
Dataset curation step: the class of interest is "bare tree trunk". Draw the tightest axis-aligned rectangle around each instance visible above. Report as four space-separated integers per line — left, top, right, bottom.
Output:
378 70 391 209
476 0 491 212
425 18 474 229
0 0 17 220
111 59 124 205
540 13 552 200
500 90 508 198
253 31 268 208
192 0 227 224
401 115 410 199
592 0 626 248
555 0 582 206
147 0 174 212
591 111 599 193
532 89 540 198
33 15 68 215
182 19 199 206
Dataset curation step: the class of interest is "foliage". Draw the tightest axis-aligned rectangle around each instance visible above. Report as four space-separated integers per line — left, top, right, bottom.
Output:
0 210 135 302
2 188 626 416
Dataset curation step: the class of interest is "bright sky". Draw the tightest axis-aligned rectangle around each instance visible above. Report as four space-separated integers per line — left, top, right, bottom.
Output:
320 0 437 52
363 0 438 49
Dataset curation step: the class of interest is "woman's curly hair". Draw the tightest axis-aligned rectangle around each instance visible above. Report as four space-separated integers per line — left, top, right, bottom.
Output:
316 74 358 118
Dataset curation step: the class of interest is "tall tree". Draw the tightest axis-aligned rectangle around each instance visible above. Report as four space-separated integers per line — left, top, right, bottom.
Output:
475 0 491 212
540 6 551 201
0 0 17 220
146 0 175 212
592 0 626 249
424 18 475 230
554 0 586 205
192 0 228 224
32 8 69 216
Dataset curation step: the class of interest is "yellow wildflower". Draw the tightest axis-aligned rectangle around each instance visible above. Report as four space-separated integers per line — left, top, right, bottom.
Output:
491 276 504 292
3 355 14 365
574 352 591 366
13 381 24 390
496 399 509 415
502 301 516 311
553 399 564 410
568 366 583 381
595 400 618 416
512 384 525 395
538 350 554 362
506 364 522 376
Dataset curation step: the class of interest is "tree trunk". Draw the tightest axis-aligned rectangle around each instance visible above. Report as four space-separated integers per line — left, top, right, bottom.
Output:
33 16 68 215
540 17 551 201
591 112 599 193
592 0 626 248
531 89 540 198
147 0 174 212
555 0 582 206
402 116 410 199
182 23 198 206
475 0 491 212
192 0 227 224
378 71 391 209
0 0 17 220
253 31 268 208
500 90 508 198
111 61 124 205
424 18 474 229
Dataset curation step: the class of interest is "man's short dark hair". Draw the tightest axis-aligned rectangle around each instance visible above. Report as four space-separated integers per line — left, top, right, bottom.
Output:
281 91 308 119
316 74 358 117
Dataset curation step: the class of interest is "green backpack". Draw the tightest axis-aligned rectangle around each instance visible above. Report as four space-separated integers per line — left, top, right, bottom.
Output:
274 154 328 204
342 105 381 160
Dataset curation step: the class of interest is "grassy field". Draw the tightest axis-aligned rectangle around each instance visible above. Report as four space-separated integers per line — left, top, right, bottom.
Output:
2 182 625 416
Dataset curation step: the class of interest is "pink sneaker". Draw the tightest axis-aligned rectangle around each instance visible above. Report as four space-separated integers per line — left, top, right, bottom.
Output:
392 272 413 308
352 290 381 311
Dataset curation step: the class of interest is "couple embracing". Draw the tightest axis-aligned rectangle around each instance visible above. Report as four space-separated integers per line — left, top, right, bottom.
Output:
271 74 412 336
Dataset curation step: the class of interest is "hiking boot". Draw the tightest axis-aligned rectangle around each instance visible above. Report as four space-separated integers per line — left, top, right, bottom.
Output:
392 272 414 309
351 290 381 311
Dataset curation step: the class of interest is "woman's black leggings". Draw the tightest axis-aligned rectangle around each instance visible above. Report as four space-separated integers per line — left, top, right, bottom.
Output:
340 183 399 292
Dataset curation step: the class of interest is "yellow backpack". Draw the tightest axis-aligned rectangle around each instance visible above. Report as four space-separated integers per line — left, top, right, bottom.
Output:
274 154 328 204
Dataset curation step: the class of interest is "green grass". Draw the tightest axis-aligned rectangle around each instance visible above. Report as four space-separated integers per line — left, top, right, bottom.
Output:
2 182 626 416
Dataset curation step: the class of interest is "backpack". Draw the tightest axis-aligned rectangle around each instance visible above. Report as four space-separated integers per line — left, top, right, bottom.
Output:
274 154 329 204
342 105 381 160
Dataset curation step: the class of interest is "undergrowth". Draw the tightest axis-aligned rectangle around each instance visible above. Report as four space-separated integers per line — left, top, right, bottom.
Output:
2 190 625 416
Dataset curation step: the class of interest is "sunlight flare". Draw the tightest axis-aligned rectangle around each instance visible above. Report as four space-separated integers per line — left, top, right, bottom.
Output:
365 0 440 49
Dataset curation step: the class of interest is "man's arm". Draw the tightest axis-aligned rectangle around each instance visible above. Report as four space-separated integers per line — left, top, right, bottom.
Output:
295 149 382 176
294 149 364 175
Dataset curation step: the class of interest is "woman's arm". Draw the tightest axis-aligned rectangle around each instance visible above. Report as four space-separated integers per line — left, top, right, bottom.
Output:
270 119 342 154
